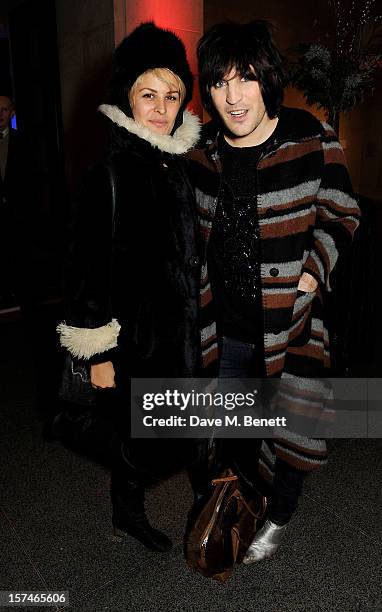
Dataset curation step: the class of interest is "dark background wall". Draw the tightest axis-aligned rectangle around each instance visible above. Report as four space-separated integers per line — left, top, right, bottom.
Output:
7 0 65 211
0 17 12 96
55 0 114 191
1 0 67 302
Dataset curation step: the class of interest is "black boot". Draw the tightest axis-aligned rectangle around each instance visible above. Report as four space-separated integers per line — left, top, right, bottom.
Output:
111 472 172 553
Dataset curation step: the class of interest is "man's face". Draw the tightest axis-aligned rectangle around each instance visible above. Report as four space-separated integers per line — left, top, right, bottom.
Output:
210 67 269 147
0 96 14 130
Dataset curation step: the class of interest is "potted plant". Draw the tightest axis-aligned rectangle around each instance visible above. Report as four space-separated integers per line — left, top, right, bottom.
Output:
289 0 382 135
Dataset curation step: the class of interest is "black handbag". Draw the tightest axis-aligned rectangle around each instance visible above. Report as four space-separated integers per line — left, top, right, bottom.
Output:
59 353 98 405
58 161 117 407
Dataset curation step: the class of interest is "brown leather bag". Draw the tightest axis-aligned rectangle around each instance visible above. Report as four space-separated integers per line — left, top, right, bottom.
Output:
184 468 267 583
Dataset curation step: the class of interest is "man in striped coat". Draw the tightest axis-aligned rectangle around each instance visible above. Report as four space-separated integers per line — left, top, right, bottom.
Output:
189 20 361 563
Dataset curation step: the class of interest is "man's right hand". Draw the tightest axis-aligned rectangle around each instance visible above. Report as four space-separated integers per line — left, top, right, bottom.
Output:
90 361 116 389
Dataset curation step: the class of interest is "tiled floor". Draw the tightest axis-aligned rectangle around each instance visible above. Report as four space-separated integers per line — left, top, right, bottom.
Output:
1 312 381 612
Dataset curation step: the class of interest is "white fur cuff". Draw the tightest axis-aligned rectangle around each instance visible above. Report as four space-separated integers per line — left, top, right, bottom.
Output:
57 319 121 360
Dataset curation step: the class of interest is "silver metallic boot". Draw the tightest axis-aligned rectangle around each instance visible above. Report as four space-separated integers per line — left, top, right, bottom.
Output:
243 519 288 564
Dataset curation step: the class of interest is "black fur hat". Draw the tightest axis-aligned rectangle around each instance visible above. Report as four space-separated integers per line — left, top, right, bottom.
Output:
107 22 193 117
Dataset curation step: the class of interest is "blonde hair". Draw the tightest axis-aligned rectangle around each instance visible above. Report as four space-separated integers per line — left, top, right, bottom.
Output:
129 68 186 108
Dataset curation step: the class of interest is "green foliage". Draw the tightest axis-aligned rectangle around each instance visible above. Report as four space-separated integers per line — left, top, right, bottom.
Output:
288 1 382 120
289 42 381 114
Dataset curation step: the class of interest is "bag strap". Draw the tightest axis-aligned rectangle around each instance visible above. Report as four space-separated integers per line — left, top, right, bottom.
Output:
103 160 116 308
104 160 116 238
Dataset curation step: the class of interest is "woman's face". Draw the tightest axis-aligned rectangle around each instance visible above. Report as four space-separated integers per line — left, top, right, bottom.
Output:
130 72 181 135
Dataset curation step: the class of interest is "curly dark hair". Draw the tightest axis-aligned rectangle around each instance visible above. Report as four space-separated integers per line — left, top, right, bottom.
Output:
197 20 286 120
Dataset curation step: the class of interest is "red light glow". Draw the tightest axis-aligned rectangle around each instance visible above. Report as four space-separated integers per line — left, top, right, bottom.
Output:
118 0 203 116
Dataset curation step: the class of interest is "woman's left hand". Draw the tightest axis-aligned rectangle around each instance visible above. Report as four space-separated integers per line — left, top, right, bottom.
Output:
298 272 318 293
90 361 116 389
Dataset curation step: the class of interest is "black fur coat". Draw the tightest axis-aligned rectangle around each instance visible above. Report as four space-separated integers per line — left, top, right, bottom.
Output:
58 106 202 378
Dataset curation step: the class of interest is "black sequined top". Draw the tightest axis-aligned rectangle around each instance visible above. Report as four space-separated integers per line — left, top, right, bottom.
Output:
208 132 275 344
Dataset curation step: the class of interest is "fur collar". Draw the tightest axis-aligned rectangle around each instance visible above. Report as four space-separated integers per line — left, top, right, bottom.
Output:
98 104 201 154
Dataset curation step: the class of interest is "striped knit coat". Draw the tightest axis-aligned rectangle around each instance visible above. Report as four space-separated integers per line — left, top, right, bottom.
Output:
187 107 361 473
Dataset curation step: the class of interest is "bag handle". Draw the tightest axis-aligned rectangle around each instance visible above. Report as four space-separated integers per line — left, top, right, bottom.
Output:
211 475 238 485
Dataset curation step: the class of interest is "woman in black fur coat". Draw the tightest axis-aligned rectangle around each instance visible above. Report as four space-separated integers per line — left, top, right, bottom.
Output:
57 23 202 552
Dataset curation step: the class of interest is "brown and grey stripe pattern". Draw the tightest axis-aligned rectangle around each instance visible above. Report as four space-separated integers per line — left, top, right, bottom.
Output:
188 106 361 470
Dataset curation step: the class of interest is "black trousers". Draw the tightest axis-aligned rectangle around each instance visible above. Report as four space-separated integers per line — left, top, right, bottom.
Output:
219 336 306 525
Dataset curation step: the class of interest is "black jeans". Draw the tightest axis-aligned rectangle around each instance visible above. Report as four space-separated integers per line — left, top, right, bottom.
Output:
219 336 305 525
